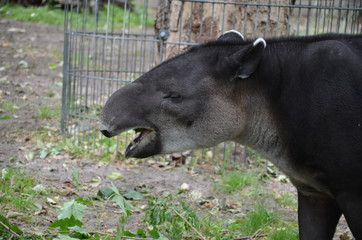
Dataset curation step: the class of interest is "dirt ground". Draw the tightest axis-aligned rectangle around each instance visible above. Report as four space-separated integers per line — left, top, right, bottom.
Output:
0 19 354 239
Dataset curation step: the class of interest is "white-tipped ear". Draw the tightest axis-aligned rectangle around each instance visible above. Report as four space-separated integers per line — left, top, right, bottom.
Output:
222 30 245 40
253 38 266 48
217 30 245 41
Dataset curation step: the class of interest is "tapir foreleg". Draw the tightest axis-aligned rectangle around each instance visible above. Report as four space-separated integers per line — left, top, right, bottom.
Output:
298 192 342 240
337 192 362 239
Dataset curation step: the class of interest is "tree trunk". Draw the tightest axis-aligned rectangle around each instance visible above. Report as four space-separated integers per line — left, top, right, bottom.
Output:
155 0 290 59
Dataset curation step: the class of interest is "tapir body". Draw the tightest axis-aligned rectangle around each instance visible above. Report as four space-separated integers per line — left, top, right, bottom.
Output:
100 32 362 239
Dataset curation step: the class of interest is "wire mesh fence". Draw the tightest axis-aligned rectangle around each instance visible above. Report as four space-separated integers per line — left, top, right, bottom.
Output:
61 0 362 167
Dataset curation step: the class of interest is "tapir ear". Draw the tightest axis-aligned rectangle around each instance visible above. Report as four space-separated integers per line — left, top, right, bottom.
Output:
217 30 245 42
227 38 266 79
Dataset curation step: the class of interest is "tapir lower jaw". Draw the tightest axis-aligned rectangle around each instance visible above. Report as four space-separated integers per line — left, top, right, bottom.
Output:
99 122 162 158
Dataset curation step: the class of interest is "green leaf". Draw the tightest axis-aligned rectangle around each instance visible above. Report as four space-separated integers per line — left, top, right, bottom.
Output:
97 186 115 199
57 233 81 240
136 228 146 238
68 225 90 237
58 199 87 221
49 216 83 230
71 167 80 190
0 115 11 120
74 198 92 205
50 146 63 155
39 149 50 159
123 189 145 200
48 63 58 69
0 214 23 234
109 183 133 216
148 227 160 238
122 230 137 237
107 172 123 180
157 233 169 240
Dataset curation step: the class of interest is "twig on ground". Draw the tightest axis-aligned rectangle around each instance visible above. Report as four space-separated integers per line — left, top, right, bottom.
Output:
171 207 207 240
0 220 20 237
232 229 267 240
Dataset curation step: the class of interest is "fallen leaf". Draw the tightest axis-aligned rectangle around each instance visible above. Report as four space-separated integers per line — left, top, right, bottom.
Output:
123 189 145 200
277 174 289 183
6 211 23 218
7 28 26 33
24 151 35 161
46 197 58 205
17 60 29 69
89 176 102 188
107 172 123 180
189 190 202 200
32 184 48 195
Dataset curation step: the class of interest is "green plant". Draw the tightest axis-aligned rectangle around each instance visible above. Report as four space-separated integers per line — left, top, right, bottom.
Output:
275 193 298 210
0 167 43 211
269 227 299 240
0 4 154 29
37 105 61 120
0 214 41 240
49 198 91 239
71 167 80 191
0 101 20 112
0 5 65 25
144 194 204 239
216 170 259 193
239 204 280 236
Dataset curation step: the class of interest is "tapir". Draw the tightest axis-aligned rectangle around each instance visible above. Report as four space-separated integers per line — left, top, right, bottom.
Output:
100 31 362 239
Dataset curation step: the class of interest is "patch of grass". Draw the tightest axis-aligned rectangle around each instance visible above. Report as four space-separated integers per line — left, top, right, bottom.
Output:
0 215 40 240
49 49 63 61
275 192 298 210
269 227 299 240
0 101 20 112
0 167 42 211
239 205 280 235
199 215 240 240
0 4 154 29
216 170 259 193
0 5 64 25
37 104 61 120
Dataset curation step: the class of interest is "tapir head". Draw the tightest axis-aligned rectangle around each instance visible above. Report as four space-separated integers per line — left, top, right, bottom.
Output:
100 31 266 158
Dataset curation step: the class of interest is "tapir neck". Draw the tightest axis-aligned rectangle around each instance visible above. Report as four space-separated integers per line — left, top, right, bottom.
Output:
233 59 292 173
237 96 290 170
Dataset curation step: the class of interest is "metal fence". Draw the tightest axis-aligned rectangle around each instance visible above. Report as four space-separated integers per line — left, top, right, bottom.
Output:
61 0 362 166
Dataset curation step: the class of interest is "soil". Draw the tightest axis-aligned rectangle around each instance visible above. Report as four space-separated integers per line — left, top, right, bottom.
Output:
0 19 354 239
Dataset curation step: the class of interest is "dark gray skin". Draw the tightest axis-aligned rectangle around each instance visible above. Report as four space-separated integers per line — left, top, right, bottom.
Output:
100 31 362 239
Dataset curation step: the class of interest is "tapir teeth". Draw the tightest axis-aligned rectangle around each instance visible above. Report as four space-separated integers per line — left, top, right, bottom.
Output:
125 129 153 157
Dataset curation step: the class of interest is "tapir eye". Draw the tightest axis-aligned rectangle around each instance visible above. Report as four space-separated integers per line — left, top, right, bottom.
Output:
163 93 183 103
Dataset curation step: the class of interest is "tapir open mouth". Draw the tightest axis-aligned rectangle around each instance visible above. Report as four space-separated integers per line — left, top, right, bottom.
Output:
125 128 156 158
100 121 161 158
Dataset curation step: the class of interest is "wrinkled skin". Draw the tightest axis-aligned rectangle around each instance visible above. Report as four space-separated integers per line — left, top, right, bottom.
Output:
100 32 362 239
